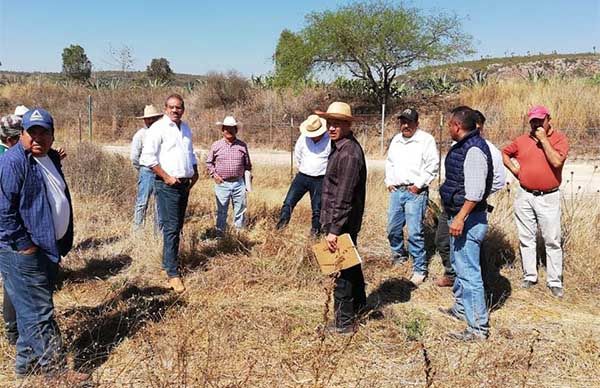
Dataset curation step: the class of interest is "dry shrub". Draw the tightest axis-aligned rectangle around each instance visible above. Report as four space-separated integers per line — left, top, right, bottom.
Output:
195 71 251 110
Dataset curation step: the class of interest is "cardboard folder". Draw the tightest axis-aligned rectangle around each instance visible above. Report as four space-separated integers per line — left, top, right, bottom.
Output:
312 233 362 275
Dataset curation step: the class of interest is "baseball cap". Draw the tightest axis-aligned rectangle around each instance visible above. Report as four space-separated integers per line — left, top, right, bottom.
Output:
22 108 54 131
527 105 550 122
398 108 419 122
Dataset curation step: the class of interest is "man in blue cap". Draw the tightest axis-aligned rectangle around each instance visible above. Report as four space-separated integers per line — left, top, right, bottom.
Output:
0 108 88 381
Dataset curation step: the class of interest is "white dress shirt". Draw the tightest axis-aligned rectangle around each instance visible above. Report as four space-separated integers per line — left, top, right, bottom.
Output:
130 127 147 168
33 156 70 240
385 129 439 189
139 116 197 178
294 133 331 177
485 139 506 194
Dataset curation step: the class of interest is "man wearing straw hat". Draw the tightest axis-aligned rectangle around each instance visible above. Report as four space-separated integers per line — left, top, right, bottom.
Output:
206 115 252 234
140 94 198 293
276 114 330 237
131 104 163 230
317 101 367 335
502 105 569 298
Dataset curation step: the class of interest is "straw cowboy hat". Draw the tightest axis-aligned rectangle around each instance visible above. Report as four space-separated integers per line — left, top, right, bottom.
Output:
315 101 355 122
299 114 327 138
136 105 163 119
216 116 239 127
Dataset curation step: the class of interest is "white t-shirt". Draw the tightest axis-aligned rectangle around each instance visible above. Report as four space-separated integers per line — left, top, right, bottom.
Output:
34 156 70 240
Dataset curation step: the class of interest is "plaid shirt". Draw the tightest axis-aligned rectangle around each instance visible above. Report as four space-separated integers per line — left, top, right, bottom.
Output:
206 138 252 180
0 143 73 263
320 134 367 236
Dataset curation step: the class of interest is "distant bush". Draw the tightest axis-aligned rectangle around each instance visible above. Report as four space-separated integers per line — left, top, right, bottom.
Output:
146 58 174 83
198 71 250 109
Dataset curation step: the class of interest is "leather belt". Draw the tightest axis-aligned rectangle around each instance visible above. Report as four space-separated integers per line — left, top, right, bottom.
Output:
521 186 559 196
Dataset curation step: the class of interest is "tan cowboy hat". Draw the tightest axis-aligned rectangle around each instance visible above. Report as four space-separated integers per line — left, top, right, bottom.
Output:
136 105 163 119
299 114 327 138
315 101 355 122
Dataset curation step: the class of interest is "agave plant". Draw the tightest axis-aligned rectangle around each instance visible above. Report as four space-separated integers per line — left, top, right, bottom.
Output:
147 78 171 88
468 70 489 87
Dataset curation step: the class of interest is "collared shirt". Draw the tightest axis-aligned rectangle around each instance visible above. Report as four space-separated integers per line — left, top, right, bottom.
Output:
464 148 489 202
385 129 439 188
295 133 331 177
139 116 197 178
485 140 506 194
206 138 252 180
130 127 148 168
502 130 569 191
320 134 367 236
0 144 73 263
0 144 8 155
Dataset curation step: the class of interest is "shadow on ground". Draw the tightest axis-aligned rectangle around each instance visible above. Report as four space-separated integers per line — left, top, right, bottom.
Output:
181 231 257 272
482 226 516 312
58 254 133 286
366 277 415 309
73 236 121 251
61 285 185 373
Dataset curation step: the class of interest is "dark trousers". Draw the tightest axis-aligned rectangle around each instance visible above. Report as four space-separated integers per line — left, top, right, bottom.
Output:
435 210 456 278
279 173 323 232
155 180 190 278
3 284 18 344
333 232 367 328
0 249 63 376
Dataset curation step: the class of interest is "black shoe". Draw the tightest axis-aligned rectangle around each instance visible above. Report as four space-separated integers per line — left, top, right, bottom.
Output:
438 307 465 322
521 280 537 289
448 329 488 341
276 219 289 230
391 253 408 266
323 322 356 336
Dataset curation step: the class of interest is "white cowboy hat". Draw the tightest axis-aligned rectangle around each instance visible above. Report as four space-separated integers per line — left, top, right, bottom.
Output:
299 114 327 138
216 116 239 127
14 105 29 117
315 101 355 122
136 105 163 119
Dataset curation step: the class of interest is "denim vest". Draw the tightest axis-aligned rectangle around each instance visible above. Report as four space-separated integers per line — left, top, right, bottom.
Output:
440 130 493 215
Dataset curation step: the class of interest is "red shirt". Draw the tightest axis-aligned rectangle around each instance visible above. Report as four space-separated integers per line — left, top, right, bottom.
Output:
502 130 569 191
205 138 252 180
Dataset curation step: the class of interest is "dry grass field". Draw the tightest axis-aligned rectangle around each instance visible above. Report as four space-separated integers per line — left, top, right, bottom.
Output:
1 143 598 387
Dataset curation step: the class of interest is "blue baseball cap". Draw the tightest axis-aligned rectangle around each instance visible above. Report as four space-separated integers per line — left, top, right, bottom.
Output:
22 108 54 131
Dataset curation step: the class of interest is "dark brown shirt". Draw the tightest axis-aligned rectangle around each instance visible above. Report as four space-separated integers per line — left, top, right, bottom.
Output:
320 134 367 236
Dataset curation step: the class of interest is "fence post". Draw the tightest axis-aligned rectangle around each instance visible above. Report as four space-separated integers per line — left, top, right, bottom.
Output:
87 95 93 141
78 113 82 143
290 117 294 181
380 103 386 155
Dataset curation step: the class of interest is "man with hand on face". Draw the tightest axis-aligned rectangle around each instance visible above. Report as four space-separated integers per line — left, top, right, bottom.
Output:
140 94 199 293
385 108 439 286
206 116 252 234
503 106 568 298
317 102 367 335
439 106 493 341
276 114 330 237
0 109 88 382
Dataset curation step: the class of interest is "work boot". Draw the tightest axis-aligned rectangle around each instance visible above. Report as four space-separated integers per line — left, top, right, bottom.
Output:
521 280 537 289
276 218 289 230
549 286 564 298
168 277 186 293
448 329 488 342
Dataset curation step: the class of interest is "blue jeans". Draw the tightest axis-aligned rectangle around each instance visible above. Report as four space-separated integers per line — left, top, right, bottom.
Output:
0 249 63 375
387 188 429 275
155 180 189 278
133 167 161 231
215 179 246 232
279 173 323 231
449 211 489 336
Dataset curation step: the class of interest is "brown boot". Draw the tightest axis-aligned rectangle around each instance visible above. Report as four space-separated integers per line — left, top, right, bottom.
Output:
168 277 186 293
434 275 454 287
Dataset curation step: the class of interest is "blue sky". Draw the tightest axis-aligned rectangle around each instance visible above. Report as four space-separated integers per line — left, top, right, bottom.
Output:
0 0 598 75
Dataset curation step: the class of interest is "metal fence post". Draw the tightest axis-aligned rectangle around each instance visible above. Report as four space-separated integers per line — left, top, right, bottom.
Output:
87 95 93 141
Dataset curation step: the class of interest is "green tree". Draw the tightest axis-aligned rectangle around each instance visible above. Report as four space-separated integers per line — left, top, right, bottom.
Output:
146 58 173 82
281 1 473 104
62 44 92 81
273 29 314 88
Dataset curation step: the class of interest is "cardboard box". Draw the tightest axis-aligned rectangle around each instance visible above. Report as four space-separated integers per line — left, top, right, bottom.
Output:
312 233 362 275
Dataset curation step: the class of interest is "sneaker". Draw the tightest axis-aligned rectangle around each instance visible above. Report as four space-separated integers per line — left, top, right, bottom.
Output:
448 329 488 342
521 280 537 289
323 322 356 336
438 307 465 322
168 277 186 293
275 219 289 230
549 286 564 298
391 253 408 266
409 272 427 287
434 275 455 287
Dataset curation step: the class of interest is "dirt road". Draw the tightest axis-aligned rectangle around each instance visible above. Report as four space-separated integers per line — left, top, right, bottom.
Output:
103 144 600 195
